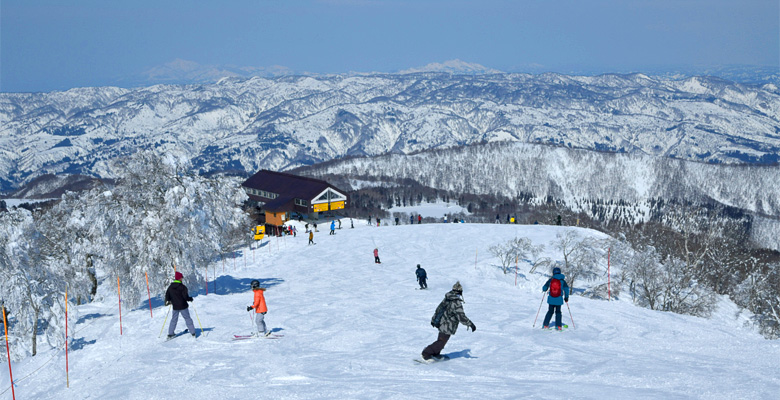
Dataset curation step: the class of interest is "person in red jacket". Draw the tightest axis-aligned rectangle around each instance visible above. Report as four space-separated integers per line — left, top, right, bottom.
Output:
418 215 422 224
374 248 381 264
246 280 270 337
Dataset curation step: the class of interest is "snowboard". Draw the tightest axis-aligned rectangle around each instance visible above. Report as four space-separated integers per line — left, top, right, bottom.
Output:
414 355 450 364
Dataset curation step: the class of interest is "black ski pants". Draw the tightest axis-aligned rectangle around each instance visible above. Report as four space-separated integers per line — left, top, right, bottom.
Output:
422 331 450 359
542 304 562 328
418 278 427 289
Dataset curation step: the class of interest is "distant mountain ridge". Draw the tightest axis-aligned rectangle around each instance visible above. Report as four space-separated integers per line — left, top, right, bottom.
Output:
1 72 779 191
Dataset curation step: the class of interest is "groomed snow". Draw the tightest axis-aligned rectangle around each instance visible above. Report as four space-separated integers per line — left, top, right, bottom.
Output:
2 222 778 399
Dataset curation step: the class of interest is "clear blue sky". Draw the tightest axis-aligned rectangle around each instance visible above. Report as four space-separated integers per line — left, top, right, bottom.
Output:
1 0 778 92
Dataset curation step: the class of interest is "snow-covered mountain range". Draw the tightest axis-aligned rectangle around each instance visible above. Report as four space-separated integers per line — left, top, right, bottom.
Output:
1 72 779 191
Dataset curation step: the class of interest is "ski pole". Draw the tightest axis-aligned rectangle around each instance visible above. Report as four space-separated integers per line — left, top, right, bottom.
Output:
566 301 575 329
158 305 172 338
533 291 547 328
191 303 205 337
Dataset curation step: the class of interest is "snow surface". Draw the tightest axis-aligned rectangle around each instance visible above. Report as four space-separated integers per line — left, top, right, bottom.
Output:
388 201 470 219
2 222 778 399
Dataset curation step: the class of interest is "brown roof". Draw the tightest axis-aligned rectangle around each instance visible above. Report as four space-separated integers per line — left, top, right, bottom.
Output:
242 170 346 211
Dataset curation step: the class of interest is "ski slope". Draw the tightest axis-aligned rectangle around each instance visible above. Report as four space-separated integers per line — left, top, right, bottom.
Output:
2 222 778 399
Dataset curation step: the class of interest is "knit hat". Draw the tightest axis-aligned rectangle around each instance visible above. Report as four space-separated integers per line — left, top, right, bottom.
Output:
452 281 463 293
174 271 183 280
417 264 421 268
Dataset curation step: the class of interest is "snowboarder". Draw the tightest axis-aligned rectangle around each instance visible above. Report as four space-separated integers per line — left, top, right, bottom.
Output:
416 264 428 289
374 248 381 264
330 220 336 235
421 281 475 361
418 215 422 224
246 280 270 337
542 266 570 330
165 271 196 339
308 231 315 245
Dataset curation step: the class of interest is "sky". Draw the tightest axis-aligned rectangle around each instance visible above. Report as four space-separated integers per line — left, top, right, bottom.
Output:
1 0 778 92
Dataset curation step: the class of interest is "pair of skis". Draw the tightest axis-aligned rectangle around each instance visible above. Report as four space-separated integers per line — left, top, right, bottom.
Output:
232 333 284 341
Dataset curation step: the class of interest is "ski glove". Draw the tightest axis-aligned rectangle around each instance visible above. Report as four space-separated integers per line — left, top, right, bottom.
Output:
565 297 569 303
470 323 477 332
246 306 253 312
187 297 193 302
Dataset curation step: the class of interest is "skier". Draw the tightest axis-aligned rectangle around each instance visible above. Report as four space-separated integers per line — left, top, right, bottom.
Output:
495 214 500 224
376 217 381 227
330 220 336 235
374 248 381 264
368 215 372 226
314 223 318 232
308 230 315 245
421 281 475 361
542 266 570 330
165 271 196 339
416 264 428 289
338 219 342 229
418 215 422 224
246 280 270 337
350 218 354 229
395 217 399 225
293 226 297 237
410 215 414 225
444 215 448 223
305 223 309 233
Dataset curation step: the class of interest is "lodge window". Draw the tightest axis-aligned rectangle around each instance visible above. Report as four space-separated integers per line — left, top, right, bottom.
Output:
295 198 308 206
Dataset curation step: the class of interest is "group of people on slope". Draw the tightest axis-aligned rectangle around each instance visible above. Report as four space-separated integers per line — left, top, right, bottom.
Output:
420 267 569 362
164 242 570 361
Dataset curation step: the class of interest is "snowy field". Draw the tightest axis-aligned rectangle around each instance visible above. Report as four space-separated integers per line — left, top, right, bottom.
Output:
388 201 469 219
2 222 779 399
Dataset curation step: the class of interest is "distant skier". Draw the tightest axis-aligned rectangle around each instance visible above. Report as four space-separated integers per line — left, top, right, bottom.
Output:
293 226 297 237
416 264 428 289
374 248 381 264
444 215 448 223
308 231 315 245
495 214 500 224
165 271 196 339
368 215 372 225
376 218 381 227
418 215 422 224
542 266 570 330
338 219 342 229
395 217 399 225
410 215 414 225
350 218 354 229
305 223 309 233
314 223 318 232
421 281 475 362
330 220 336 235
246 280 270 337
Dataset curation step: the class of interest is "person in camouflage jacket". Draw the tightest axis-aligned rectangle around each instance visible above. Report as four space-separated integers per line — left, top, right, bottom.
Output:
421 281 476 361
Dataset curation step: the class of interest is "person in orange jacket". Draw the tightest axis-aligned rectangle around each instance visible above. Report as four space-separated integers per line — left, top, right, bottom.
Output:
246 280 270 337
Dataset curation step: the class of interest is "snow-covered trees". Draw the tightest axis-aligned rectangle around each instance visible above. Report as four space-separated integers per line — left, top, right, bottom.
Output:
554 230 603 290
1 151 251 360
489 237 545 274
0 208 72 359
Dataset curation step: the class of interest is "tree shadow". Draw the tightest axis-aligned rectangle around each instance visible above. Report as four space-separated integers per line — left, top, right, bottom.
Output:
208 276 284 296
71 337 97 351
77 313 108 324
444 349 477 360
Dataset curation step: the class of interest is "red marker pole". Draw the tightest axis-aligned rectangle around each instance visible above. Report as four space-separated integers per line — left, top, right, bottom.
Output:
3 305 15 399
117 277 123 335
145 272 153 318
607 247 611 301
65 288 70 388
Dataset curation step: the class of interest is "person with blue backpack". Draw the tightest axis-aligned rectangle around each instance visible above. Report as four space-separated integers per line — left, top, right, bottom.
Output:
542 266 570 330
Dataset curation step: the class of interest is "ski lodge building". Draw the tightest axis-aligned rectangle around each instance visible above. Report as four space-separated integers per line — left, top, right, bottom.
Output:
241 170 348 226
